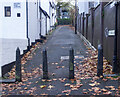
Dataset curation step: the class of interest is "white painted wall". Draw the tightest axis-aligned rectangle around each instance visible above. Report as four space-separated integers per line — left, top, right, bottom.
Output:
41 13 46 36
47 18 50 33
41 0 49 14
37 0 41 38
0 0 54 76
78 0 100 14
0 0 28 76
0 2 2 75
28 1 40 44
1 1 27 39
50 6 53 27
41 0 51 33
78 1 89 14
49 0 56 28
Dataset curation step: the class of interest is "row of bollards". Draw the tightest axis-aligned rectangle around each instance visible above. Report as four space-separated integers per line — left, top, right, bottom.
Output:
15 47 75 83
15 45 109 82
15 45 105 81
15 45 106 82
42 48 74 79
15 43 118 83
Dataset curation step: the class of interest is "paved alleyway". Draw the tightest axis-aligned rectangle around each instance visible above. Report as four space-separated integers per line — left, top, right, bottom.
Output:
2 26 119 96
25 25 87 95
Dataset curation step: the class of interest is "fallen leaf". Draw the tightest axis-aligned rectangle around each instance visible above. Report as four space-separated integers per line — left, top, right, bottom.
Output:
35 81 38 83
88 89 92 92
89 83 96 87
103 91 112 95
71 87 78 90
83 92 89 94
65 83 70 86
102 78 108 82
47 79 52 82
55 63 58 65
40 85 46 89
101 88 108 92
41 93 48 95
52 73 56 76
71 79 75 83
24 87 28 90
53 79 57 81
62 90 71 93
48 85 54 89
56 66 60 69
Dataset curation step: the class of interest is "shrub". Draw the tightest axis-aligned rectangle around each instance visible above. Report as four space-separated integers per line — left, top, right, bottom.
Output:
57 18 71 25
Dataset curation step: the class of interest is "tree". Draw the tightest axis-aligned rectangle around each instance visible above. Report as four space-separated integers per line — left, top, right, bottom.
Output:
56 0 76 26
56 1 72 18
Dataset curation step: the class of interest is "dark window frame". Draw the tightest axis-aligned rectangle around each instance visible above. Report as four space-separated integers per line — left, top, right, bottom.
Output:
17 13 21 17
5 6 11 17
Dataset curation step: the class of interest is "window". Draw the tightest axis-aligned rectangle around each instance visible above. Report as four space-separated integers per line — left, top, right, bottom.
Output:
89 2 94 8
17 13 20 17
5 6 11 17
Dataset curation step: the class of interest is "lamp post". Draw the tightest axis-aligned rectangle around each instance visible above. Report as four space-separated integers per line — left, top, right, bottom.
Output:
75 0 77 34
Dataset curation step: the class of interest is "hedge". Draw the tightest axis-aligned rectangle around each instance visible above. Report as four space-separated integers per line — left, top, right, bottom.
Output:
57 18 71 25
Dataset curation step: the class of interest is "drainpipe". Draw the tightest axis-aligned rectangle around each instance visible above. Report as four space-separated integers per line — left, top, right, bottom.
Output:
26 0 30 51
40 9 42 37
86 14 90 39
78 14 80 32
82 12 85 36
80 13 82 34
75 0 77 34
46 16 47 35
91 7 94 46
112 2 119 73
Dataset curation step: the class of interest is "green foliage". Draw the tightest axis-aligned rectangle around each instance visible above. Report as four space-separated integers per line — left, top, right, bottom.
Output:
56 1 73 18
54 22 58 27
57 18 71 25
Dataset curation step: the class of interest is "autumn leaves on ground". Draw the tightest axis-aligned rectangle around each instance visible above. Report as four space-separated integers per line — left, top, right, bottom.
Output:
1 26 120 96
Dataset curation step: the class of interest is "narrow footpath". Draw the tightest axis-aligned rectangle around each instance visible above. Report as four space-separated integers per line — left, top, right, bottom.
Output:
2 26 119 96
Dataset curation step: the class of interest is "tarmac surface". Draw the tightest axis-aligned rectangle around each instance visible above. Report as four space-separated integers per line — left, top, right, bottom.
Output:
2 26 119 96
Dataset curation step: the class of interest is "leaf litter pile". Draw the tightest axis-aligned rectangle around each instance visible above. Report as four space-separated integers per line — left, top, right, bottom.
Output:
2 41 45 95
1 33 120 96
74 45 120 96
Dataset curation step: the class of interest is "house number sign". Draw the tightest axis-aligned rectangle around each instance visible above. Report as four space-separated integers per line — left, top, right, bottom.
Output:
105 28 115 37
14 3 21 8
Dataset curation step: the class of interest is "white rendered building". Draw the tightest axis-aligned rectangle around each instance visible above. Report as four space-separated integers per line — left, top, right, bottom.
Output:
0 0 56 77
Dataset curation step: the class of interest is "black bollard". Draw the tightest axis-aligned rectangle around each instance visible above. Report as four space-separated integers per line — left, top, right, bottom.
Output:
97 44 103 77
43 49 48 79
69 48 74 79
16 47 22 82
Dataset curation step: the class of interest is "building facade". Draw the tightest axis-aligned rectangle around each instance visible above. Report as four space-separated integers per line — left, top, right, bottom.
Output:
78 0 100 14
60 7 70 19
0 0 56 76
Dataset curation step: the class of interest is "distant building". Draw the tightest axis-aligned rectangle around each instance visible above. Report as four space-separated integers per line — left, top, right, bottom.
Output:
60 7 70 19
78 0 100 14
